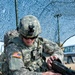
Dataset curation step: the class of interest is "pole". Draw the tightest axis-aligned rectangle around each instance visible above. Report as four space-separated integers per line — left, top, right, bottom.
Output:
14 0 19 30
54 14 62 46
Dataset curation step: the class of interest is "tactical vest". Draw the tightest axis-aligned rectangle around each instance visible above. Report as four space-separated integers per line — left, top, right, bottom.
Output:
16 38 49 72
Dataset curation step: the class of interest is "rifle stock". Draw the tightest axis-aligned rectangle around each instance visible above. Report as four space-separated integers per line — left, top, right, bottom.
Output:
51 60 75 75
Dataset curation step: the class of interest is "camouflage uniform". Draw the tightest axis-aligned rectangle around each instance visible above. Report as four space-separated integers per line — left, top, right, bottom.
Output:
3 15 64 75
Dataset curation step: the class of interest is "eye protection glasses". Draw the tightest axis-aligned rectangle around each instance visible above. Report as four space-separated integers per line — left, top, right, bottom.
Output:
21 35 37 40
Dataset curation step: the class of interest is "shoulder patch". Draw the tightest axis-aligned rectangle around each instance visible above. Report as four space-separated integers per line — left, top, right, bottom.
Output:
12 52 22 59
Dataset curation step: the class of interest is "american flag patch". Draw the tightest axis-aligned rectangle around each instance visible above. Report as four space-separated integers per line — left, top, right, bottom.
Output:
12 52 22 59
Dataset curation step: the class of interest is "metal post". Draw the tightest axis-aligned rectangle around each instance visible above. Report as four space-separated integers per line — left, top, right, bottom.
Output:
54 14 62 46
14 0 19 30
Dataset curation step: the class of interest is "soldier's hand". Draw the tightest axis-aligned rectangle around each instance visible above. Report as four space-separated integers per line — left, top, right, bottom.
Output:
46 56 58 68
42 71 62 75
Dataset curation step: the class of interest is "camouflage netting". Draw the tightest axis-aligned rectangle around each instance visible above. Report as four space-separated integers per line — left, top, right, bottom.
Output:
0 0 75 46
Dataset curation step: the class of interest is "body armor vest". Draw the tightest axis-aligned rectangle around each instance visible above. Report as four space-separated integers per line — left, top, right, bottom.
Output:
15 38 49 72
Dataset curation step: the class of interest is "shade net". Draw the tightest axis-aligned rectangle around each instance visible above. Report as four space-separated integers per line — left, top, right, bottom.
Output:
0 0 75 46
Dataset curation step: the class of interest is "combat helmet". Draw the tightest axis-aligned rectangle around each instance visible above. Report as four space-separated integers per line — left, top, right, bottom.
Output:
19 15 41 38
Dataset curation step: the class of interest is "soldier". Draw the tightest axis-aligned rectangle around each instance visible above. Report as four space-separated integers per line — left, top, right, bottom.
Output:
3 15 64 75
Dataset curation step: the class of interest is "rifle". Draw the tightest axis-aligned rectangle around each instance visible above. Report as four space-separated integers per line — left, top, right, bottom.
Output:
51 60 75 75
